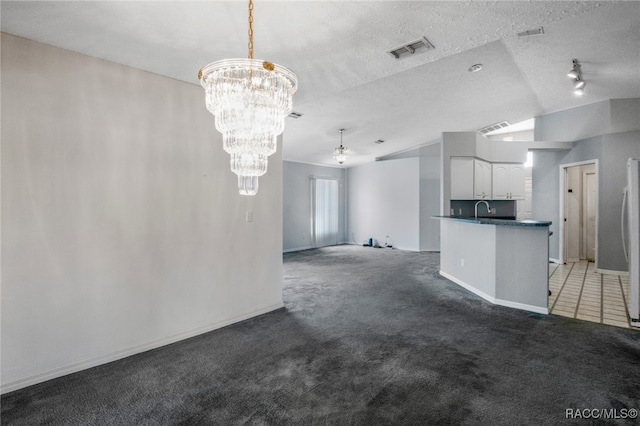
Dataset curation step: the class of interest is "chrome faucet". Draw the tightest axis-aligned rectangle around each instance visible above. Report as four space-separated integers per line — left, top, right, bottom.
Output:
474 200 490 219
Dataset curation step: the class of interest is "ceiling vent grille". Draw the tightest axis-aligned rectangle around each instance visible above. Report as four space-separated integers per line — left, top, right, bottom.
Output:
288 111 303 119
517 27 544 37
387 37 435 60
479 121 510 135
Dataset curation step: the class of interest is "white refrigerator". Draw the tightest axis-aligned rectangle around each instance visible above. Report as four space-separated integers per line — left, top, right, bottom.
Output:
622 158 640 327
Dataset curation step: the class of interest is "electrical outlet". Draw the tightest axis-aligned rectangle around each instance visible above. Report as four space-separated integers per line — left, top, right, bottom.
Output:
491 208 496 214
246 211 253 222
461 258 465 267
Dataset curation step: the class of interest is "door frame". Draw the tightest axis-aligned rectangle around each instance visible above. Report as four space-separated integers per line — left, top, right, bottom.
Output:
582 171 596 261
558 159 598 266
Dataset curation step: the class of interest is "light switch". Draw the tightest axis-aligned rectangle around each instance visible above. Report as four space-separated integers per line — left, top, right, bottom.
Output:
246 211 253 222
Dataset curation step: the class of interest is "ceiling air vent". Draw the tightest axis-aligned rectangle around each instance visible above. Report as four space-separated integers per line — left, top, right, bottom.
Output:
479 121 510 135
288 111 303 119
387 37 435 60
374 139 385 144
517 27 544 37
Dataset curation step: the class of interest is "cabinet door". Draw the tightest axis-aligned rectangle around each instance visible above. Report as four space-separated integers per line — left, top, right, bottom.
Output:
474 159 491 199
508 165 526 200
450 157 474 199
491 164 509 199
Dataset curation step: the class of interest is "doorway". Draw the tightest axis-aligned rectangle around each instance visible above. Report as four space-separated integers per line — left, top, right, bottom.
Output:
559 161 598 265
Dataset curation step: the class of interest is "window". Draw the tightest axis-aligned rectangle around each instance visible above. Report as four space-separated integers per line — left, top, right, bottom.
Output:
312 178 339 247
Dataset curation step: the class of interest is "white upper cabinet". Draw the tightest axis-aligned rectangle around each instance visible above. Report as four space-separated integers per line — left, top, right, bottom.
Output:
450 157 491 200
492 163 526 200
473 159 492 200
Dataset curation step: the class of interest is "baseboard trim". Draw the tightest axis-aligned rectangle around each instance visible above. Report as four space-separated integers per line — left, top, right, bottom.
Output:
439 271 548 315
1 302 285 395
596 268 628 276
440 271 496 304
283 246 314 253
493 298 549 315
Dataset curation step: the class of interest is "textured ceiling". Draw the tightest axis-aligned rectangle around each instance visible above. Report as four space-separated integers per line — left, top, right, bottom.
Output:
2 1 639 167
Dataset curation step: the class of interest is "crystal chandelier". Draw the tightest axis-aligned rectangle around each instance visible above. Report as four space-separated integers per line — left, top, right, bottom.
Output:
333 129 349 165
198 0 298 195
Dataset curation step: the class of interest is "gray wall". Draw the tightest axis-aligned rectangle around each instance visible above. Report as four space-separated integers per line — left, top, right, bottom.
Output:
1 33 284 392
420 156 441 251
534 100 612 142
283 161 346 251
347 158 420 251
532 137 603 263
376 144 442 251
532 98 640 271
601 131 640 270
535 98 640 142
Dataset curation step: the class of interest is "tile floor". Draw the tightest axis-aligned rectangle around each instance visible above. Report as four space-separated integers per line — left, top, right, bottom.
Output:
548 260 633 329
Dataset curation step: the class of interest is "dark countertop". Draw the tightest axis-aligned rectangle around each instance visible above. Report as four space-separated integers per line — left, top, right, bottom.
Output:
433 216 552 227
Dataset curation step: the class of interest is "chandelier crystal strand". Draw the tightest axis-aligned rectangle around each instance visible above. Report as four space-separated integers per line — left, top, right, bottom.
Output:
198 0 297 195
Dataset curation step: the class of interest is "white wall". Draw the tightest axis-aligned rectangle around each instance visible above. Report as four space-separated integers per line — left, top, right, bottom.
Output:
283 161 346 252
1 33 284 392
440 132 478 215
347 158 420 251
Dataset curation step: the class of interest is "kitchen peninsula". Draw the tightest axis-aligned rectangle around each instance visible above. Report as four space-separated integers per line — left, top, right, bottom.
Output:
435 216 551 314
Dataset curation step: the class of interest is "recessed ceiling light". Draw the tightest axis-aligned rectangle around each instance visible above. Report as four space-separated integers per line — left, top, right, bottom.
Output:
468 64 483 73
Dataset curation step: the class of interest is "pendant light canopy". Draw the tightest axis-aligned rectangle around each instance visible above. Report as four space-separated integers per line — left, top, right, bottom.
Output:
198 0 298 195
333 129 349 165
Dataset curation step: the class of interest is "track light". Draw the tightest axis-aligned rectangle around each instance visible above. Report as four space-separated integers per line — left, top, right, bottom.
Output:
567 59 580 79
567 59 586 95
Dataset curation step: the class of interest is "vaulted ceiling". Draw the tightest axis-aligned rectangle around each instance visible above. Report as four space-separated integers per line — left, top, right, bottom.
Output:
2 1 639 167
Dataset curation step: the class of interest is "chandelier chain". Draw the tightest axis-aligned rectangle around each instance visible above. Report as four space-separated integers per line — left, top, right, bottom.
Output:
248 0 254 59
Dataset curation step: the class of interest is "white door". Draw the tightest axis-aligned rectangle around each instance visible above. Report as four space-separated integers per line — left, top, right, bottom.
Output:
313 178 339 248
584 172 596 261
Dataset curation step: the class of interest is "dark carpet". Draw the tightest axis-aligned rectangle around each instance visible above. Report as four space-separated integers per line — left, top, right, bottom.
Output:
2 245 639 425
